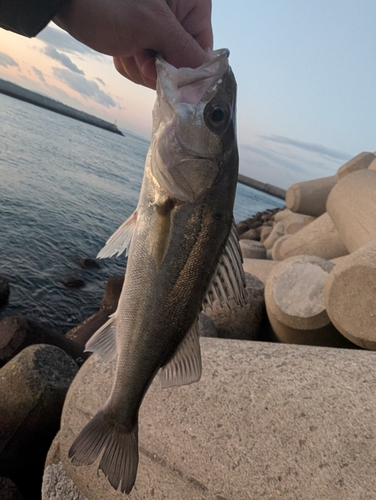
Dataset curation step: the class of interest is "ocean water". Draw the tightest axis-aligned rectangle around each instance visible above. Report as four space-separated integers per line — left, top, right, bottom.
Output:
0 93 283 333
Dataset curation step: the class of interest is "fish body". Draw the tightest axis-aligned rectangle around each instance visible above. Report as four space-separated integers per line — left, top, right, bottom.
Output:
69 49 246 494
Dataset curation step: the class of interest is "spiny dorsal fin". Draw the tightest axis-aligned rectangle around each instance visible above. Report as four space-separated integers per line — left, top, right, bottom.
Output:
203 221 248 309
159 319 202 388
85 313 117 364
97 211 137 259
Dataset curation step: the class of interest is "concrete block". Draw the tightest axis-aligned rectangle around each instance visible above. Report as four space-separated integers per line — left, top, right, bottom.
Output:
239 240 266 259
56 339 376 499
270 212 348 261
242 258 278 283
259 225 272 243
336 151 375 179
263 221 285 250
286 175 338 217
368 157 376 171
264 256 353 347
325 239 376 349
326 169 376 253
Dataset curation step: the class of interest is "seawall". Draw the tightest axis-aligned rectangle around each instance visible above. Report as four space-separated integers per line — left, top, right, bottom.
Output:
0 79 124 136
238 173 286 200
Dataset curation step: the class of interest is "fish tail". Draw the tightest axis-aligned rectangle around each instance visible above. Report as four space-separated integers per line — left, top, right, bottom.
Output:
68 409 139 494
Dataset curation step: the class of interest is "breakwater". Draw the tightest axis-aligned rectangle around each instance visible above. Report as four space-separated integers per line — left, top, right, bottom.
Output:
237 173 286 200
0 78 124 136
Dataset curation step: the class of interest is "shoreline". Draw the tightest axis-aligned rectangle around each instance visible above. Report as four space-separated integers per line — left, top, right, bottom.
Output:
0 78 124 136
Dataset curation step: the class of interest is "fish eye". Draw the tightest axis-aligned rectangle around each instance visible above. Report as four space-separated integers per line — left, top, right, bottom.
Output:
204 101 231 134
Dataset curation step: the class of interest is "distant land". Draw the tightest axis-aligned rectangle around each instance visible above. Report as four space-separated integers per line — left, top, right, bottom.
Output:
0 78 124 136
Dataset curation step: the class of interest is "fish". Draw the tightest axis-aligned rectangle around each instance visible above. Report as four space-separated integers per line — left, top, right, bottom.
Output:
68 48 246 494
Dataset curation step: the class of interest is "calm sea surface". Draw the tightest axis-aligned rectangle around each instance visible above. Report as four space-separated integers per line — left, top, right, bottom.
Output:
0 93 283 333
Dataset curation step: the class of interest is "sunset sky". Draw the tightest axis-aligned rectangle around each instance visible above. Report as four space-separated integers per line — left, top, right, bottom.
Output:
1 1 376 188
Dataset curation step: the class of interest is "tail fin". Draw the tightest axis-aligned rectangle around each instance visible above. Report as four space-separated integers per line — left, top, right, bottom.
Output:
68 409 139 494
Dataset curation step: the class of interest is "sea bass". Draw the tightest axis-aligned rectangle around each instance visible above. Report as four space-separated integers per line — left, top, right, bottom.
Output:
69 48 246 494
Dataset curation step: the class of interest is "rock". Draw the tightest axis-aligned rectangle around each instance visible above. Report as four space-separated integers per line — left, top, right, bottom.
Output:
197 313 217 338
285 175 338 217
336 151 375 179
235 220 250 236
54 338 376 500
0 316 84 368
61 277 85 288
99 276 124 310
326 169 376 253
242 258 278 284
239 228 260 241
239 240 267 259
204 273 265 340
0 477 24 500
79 258 100 270
0 344 78 499
324 239 376 349
264 255 353 347
0 277 10 307
270 212 349 261
66 276 124 349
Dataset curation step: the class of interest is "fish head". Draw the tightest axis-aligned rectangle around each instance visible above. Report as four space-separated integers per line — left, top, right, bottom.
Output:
152 49 237 203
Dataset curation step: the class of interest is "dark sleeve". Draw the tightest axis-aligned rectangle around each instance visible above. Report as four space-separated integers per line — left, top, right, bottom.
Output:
0 0 67 37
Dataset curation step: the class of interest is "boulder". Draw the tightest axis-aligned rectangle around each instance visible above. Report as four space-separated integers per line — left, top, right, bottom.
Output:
204 273 265 340
239 228 260 241
285 175 338 217
264 256 353 347
0 316 84 368
51 338 376 500
61 277 85 288
0 344 78 499
324 239 376 350
0 277 10 307
79 258 100 269
326 169 376 253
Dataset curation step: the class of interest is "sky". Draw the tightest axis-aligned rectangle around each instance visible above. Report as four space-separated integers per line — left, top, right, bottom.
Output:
0 1 376 189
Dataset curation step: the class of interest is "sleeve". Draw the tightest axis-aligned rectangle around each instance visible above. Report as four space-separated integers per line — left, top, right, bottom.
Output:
0 0 68 37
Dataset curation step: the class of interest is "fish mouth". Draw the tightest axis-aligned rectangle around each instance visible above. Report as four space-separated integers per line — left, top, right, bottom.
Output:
156 49 230 106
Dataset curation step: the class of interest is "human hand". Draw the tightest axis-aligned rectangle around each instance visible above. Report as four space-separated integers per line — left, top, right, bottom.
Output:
54 0 213 90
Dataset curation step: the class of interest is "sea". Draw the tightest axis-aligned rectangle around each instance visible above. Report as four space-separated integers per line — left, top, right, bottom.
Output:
0 92 283 334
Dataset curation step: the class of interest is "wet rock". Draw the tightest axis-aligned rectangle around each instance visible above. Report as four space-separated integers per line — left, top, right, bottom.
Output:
0 344 78 499
204 273 265 340
0 316 84 368
0 277 10 307
61 277 85 288
79 258 100 270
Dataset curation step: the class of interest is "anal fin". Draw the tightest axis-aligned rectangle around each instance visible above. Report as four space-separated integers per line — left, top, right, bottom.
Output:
160 319 202 388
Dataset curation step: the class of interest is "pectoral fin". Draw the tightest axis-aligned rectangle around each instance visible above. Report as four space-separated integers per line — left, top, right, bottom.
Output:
204 221 248 309
97 210 138 259
160 318 202 388
85 313 117 364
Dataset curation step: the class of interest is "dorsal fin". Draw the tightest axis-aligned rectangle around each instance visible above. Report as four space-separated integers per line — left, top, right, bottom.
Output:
97 211 138 259
159 318 202 388
203 221 247 309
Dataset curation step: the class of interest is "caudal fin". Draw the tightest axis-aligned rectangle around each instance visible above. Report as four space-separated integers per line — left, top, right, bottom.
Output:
68 410 139 494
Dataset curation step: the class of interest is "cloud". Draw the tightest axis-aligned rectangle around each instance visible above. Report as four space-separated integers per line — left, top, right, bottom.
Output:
52 67 116 107
96 77 105 86
43 45 85 75
261 134 350 162
32 66 45 82
37 26 99 56
0 52 19 68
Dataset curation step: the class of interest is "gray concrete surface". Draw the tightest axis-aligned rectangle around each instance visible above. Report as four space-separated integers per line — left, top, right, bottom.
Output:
56 338 376 499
